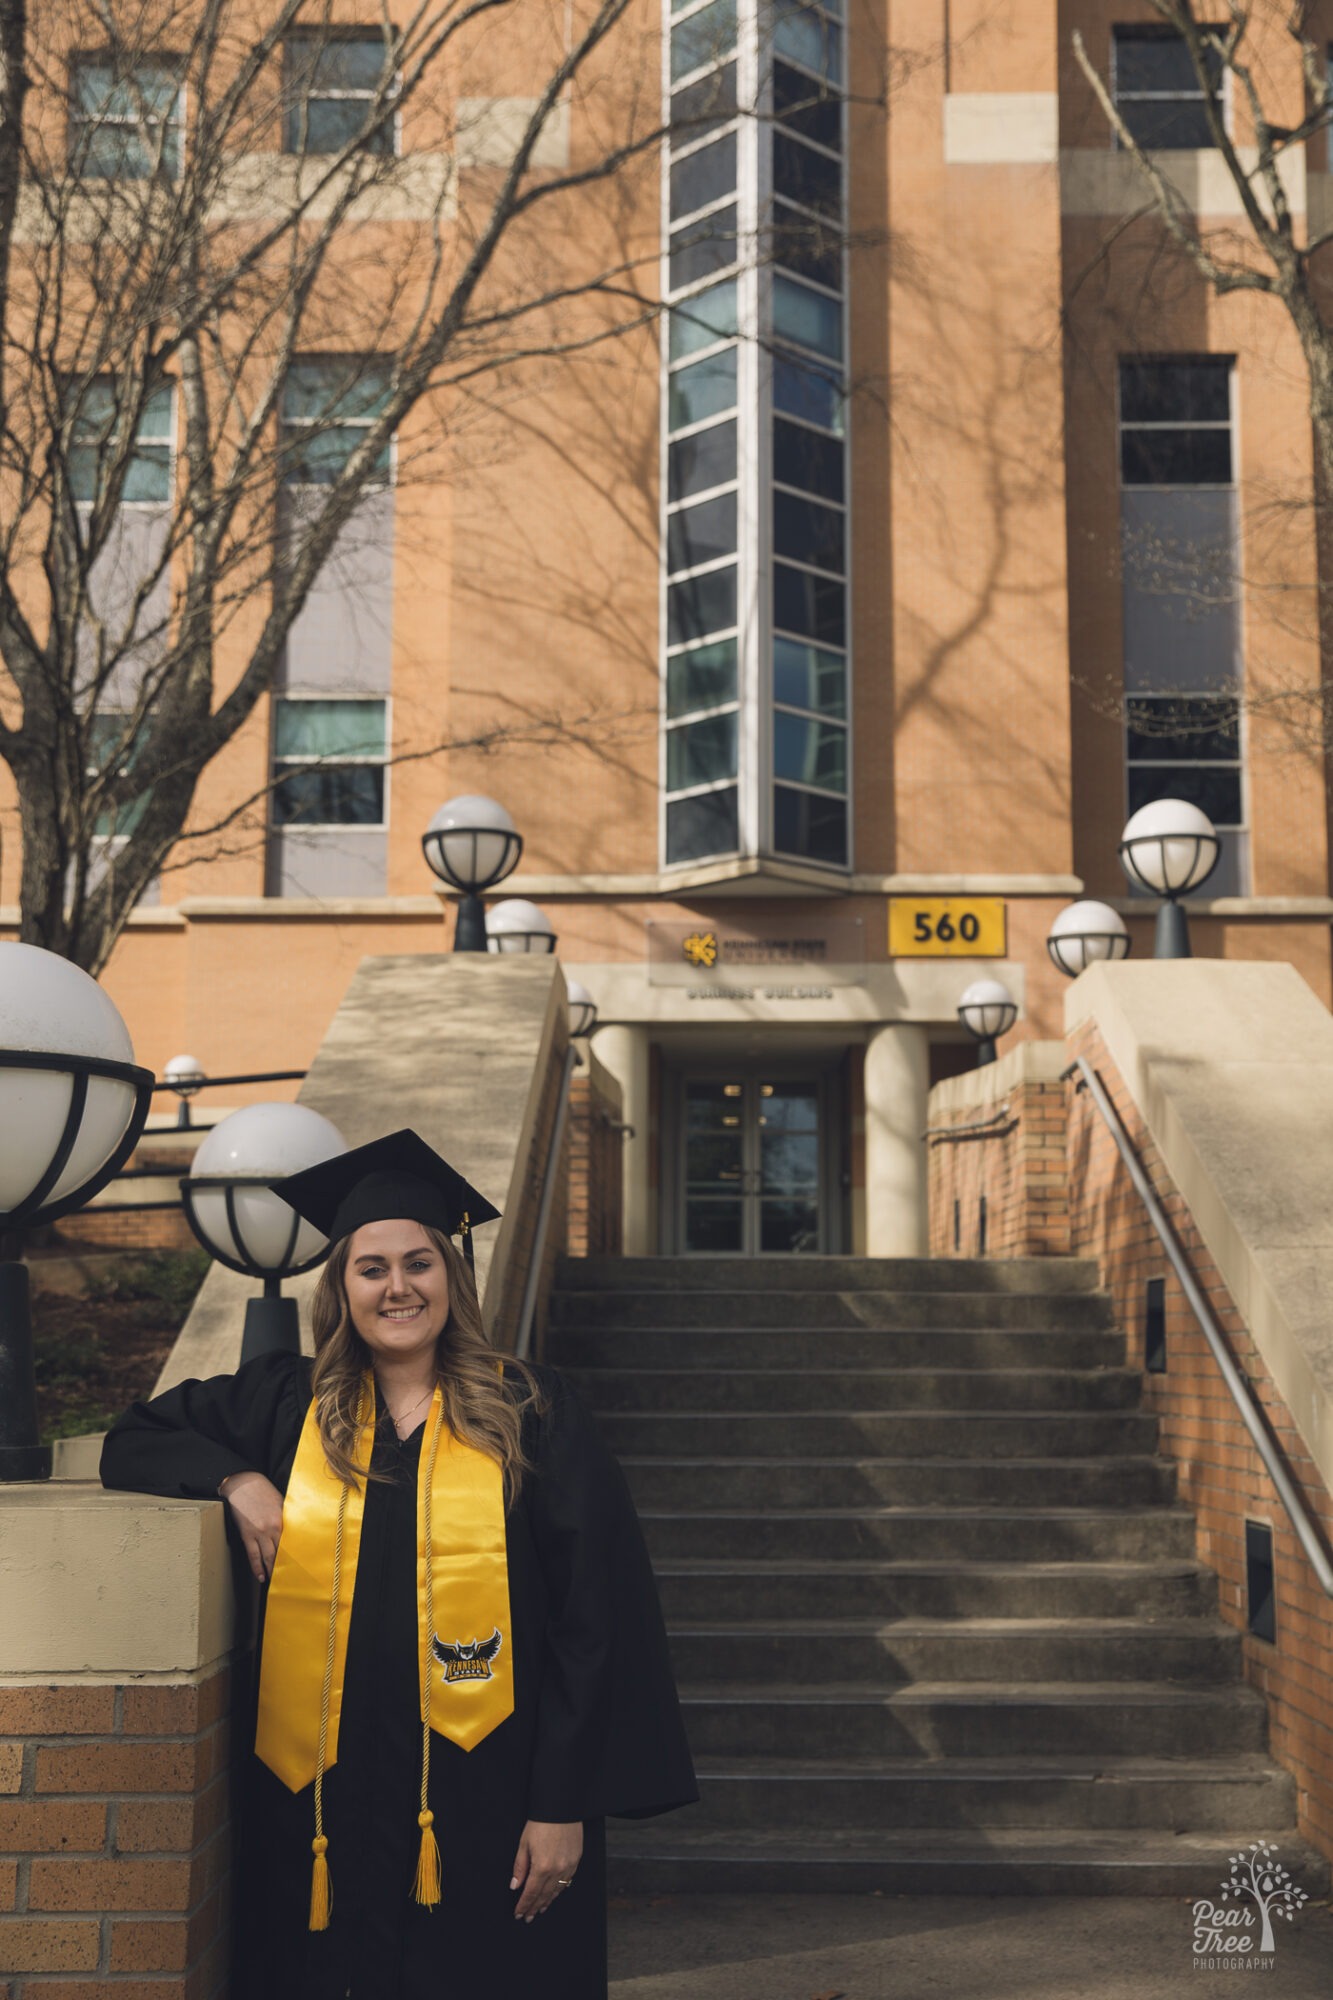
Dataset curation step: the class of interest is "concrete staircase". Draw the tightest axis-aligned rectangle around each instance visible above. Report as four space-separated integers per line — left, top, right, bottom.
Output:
546 1254 1330 1895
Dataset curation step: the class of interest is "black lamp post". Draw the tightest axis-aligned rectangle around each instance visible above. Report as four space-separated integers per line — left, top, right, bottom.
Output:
180 1102 346 1364
422 795 523 951
0 945 154 1481
1118 799 1220 960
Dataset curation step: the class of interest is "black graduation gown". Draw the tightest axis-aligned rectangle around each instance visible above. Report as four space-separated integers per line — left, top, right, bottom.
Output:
100 1353 697 2000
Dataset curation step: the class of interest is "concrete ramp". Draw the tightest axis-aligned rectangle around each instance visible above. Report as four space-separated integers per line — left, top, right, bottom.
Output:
157 953 567 1389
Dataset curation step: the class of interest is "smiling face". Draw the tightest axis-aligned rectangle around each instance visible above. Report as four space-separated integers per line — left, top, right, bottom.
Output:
343 1219 450 1362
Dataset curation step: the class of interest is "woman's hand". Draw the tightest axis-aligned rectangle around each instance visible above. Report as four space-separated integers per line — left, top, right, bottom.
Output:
218 1470 285 1582
509 1819 583 1921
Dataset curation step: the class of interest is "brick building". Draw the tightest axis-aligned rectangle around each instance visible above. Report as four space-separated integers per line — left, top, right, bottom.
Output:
3 1 1332 1258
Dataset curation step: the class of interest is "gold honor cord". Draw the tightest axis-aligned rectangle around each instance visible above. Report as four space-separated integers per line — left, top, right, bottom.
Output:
254 1376 514 1929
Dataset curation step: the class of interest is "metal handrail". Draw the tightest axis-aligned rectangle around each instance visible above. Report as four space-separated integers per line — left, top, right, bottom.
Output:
922 1103 1015 1144
514 1043 580 1362
1066 1054 1333 1598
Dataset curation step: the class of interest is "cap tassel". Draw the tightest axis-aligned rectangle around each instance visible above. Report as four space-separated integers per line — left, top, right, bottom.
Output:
309 1834 332 1929
460 1209 475 1272
412 1806 441 1908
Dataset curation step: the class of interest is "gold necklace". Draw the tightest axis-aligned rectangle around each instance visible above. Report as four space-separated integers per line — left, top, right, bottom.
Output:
387 1386 434 1437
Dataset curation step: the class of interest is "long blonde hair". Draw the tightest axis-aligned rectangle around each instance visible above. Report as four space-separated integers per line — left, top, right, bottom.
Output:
309 1225 546 1507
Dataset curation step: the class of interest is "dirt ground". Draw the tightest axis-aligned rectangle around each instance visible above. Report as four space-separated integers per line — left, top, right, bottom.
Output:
27 1247 209 1441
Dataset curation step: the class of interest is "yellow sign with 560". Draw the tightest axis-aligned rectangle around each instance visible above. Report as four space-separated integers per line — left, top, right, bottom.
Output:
888 897 1007 958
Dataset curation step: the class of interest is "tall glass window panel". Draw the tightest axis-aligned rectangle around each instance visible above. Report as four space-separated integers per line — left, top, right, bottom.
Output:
669 348 738 431
88 714 152 838
1113 26 1224 149
70 60 183 180
274 698 388 761
670 205 740 290
1120 357 1232 485
773 490 843 573
773 275 842 361
669 563 738 645
771 2 843 84
272 766 385 826
284 34 398 154
669 492 739 573
671 62 738 145
667 786 739 864
773 417 843 500
773 711 846 791
672 0 738 82
670 281 739 362
669 418 737 501
774 636 845 717
668 637 738 718
773 784 846 863
272 698 388 827
773 133 841 216
670 133 738 221
770 202 842 288
774 563 845 647
773 351 843 432
281 357 394 485
70 382 174 504
773 60 841 150
667 711 739 789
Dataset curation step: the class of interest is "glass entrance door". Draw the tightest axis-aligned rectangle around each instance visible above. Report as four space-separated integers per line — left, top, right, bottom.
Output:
680 1073 824 1253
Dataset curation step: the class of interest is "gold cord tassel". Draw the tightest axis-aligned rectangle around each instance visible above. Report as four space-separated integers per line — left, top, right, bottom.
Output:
309 1410 354 1931
309 1834 332 1929
414 1403 446 1909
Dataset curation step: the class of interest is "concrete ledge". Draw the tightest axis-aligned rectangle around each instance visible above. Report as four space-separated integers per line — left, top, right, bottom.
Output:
1066 961 1333 1494
927 1040 1067 1120
944 94 1058 166
0 1484 233 1674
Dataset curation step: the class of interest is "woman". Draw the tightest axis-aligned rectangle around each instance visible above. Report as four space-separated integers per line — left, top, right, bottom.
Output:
101 1128 697 2000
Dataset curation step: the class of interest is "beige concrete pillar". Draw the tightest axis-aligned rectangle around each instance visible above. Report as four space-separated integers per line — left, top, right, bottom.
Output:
864 1022 930 1255
590 1024 655 1254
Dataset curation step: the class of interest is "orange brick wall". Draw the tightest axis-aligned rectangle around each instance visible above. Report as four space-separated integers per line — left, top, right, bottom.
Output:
0 1670 231 1999
926 1078 1071 1258
565 1068 624 1261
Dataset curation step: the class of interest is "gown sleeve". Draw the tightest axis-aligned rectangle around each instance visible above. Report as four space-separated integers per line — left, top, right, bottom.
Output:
99 1350 312 1501
522 1366 698 1824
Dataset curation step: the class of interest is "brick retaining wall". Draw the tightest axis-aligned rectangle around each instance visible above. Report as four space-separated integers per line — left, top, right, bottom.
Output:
0 1668 231 1999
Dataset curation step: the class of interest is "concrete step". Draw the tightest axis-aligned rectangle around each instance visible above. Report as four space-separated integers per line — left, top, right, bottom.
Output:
623 1454 1179 1510
667 1617 1243 1685
605 1824 1331 1898
551 1289 1117 1331
640 1505 1199 1563
685 1752 1293 1832
677 1680 1270 1759
557 1255 1103 1295
573 1365 1142 1413
550 1324 1126 1370
600 1410 1159 1459
656 1559 1217 1623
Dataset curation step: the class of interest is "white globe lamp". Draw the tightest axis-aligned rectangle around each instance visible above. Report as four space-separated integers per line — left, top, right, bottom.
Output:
566 978 598 1039
1119 799 1220 958
0 944 155 1479
1046 901 1132 979
422 795 523 952
182 1102 347 1362
957 977 1018 1068
485 898 557 955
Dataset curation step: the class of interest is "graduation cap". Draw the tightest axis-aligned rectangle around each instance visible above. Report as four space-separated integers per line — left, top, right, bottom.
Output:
270 1127 500 1268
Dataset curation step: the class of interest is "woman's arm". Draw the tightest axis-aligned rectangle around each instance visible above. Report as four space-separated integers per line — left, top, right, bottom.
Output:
100 1350 309 1502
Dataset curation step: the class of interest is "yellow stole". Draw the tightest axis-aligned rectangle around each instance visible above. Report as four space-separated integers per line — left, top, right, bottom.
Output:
254 1376 514 1923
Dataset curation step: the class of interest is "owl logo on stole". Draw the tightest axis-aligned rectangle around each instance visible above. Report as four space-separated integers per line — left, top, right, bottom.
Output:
431 1628 504 1684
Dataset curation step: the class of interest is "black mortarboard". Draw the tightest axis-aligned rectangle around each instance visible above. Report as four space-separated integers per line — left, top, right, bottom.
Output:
269 1128 500 1265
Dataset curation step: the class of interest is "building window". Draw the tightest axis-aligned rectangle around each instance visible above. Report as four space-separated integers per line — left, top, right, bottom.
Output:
69 381 175 504
283 32 398 155
660 0 848 873
70 57 183 179
1117 357 1246 893
271 697 387 827
279 357 394 486
1112 25 1224 149
87 712 152 838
